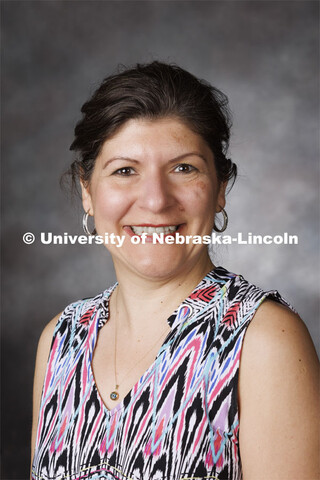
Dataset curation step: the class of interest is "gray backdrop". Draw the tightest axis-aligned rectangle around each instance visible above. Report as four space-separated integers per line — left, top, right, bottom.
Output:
2 1 319 478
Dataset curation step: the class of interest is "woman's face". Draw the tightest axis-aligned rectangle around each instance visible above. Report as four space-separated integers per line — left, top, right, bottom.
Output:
81 117 226 280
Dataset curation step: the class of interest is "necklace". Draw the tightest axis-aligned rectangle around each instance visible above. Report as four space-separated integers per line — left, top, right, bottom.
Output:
110 290 170 402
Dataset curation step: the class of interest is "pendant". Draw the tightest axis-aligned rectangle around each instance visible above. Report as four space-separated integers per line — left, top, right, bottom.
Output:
110 390 119 401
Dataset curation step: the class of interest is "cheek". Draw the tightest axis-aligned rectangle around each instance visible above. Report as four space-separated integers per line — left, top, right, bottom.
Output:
180 180 216 215
91 185 130 226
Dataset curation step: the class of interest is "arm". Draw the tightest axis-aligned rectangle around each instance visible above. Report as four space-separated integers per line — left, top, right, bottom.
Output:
30 314 61 479
238 300 319 480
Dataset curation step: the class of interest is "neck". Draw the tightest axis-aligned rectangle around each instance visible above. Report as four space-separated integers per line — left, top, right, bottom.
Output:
111 255 215 336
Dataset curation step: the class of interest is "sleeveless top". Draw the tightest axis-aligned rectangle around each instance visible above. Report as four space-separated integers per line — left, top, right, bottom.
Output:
32 267 294 480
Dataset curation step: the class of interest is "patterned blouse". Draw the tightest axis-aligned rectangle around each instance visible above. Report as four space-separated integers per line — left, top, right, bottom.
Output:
32 267 293 480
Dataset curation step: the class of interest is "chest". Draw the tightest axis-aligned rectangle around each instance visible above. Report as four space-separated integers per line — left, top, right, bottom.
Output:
34 319 243 480
91 322 171 411
70 321 241 432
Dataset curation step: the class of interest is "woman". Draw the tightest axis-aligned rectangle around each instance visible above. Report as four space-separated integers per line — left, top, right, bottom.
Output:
31 62 319 480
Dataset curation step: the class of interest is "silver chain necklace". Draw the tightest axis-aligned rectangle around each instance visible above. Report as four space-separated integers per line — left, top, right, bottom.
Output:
110 290 170 401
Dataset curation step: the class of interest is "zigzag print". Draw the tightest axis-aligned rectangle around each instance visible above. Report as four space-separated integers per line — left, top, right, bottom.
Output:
32 267 293 480
189 285 218 303
221 303 241 329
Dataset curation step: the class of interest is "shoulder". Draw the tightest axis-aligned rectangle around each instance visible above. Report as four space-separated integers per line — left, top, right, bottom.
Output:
37 287 111 349
34 292 107 379
211 268 290 314
239 299 319 396
238 300 319 478
240 299 317 369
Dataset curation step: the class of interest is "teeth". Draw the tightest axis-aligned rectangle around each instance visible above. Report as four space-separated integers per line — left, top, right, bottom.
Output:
131 225 178 235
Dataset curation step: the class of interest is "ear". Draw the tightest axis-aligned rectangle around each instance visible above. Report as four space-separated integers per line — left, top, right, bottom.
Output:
80 180 94 216
216 181 227 213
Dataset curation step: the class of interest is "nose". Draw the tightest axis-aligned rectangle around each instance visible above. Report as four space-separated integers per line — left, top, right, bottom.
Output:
137 170 175 213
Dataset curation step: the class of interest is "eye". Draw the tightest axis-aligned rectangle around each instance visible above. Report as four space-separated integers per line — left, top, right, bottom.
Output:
113 167 136 176
174 163 197 173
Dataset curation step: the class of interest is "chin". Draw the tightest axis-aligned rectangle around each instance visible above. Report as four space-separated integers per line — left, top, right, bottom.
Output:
124 248 191 281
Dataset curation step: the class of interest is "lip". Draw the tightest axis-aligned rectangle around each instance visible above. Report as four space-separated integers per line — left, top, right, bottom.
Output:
123 224 185 241
128 224 181 227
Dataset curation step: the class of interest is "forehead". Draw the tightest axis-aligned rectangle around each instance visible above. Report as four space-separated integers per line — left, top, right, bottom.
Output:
97 117 213 161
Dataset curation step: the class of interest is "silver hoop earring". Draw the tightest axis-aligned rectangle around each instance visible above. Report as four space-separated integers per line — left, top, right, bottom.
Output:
82 212 96 236
213 208 228 233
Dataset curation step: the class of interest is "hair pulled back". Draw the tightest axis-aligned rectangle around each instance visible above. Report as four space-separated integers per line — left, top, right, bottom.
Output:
68 61 237 190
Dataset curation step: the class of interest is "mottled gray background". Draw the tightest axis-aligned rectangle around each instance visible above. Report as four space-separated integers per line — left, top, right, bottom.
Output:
1 1 319 477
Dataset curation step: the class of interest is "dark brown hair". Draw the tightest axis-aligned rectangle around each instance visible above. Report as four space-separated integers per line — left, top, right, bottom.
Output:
68 61 237 191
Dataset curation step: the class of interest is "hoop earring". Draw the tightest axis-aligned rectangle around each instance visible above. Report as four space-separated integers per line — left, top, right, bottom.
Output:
82 212 96 236
213 208 228 233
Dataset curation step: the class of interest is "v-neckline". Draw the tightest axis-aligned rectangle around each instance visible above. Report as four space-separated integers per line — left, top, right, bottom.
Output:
88 279 177 417
87 266 230 417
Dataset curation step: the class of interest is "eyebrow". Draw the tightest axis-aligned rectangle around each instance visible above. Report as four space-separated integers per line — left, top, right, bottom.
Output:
102 152 208 169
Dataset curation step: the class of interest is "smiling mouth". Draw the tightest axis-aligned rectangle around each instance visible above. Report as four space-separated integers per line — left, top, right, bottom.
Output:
128 225 181 235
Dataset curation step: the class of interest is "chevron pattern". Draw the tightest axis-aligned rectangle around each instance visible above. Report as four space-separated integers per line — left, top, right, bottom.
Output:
32 267 292 480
